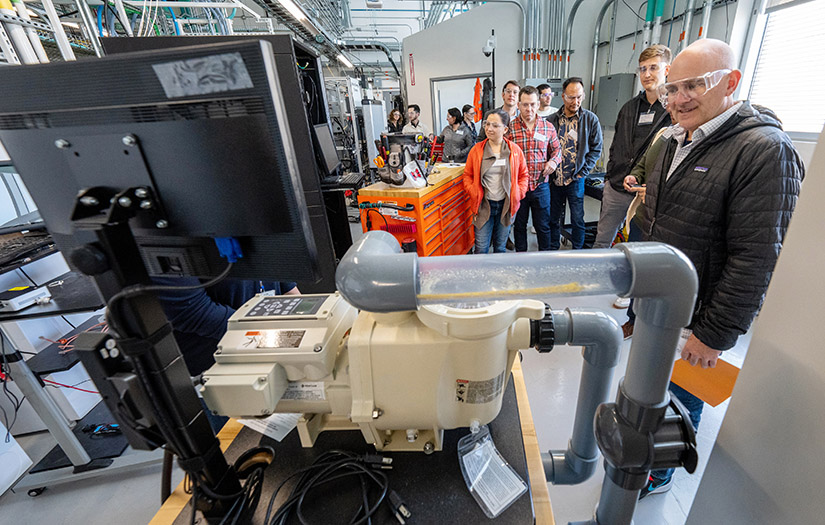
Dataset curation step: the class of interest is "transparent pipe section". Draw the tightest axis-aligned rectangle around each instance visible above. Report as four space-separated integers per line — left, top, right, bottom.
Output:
416 250 632 306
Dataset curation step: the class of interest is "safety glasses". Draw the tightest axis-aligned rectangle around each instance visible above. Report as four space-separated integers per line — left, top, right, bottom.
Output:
657 69 731 107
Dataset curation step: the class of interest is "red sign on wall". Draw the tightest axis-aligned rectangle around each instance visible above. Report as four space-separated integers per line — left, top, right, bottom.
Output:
409 53 415 86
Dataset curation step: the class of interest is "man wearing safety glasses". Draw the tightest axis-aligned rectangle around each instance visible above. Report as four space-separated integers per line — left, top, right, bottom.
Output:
623 38 805 499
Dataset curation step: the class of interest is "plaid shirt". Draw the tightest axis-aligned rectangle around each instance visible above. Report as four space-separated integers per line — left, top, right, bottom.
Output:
509 116 562 191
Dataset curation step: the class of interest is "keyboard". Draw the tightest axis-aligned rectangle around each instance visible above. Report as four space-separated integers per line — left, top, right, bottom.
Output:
321 172 367 188
0 231 55 267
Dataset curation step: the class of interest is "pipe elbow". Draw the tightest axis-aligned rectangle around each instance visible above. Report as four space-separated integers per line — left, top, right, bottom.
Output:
335 231 419 312
615 242 698 328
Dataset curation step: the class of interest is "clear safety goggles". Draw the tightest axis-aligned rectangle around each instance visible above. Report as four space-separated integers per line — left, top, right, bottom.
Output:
657 69 731 107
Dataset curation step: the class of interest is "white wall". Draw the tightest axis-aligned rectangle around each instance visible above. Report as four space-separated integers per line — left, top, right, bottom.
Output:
686 131 824 523
400 0 745 131
401 3 522 132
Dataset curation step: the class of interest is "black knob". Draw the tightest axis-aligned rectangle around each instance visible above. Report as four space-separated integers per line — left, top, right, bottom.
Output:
530 305 555 353
70 243 110 275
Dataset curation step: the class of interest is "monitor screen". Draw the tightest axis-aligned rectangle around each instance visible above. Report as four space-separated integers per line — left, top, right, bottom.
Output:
0 41 335 285
313 123 342 176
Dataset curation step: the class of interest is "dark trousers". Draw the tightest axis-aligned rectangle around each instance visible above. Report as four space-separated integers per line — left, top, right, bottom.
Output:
549 177 586 249
651 383 704 483
513 182 552 251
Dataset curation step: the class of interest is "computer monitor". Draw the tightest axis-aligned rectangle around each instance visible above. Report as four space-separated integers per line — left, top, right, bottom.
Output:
0 41 334 285
313 123 342 177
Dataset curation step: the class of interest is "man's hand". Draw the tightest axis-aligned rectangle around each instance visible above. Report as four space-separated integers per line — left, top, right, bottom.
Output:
681 334 722 368
542 160 556 176
623 175 640 191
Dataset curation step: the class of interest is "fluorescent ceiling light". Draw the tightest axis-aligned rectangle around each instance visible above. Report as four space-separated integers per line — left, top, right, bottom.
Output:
277 0 307 21
337 54 354 68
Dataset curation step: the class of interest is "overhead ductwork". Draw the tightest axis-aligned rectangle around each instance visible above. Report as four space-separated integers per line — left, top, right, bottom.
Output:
340 42 400 76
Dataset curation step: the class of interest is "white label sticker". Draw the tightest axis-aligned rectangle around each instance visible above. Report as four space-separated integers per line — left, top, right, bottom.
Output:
568 128 577 139
456 129 464 135
462 439 527 516
237 413 300 442
152 52 254 98
492 158 507 167
455 372 506 404
533 132 546 142
282 381 326 401
242 330 305 349
638 112 655 125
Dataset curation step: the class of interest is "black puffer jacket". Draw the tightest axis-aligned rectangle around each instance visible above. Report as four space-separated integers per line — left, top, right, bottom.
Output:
639 102 804 350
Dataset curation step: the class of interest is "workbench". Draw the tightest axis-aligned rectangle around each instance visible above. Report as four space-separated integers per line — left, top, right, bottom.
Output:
151 358 555 524
357 165 474 257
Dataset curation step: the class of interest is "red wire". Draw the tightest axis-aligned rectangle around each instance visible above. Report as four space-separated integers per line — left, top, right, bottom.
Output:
42 379 99 395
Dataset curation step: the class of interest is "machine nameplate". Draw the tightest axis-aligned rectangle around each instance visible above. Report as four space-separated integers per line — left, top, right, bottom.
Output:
282 381 326 401
455 372 506 404
242 329 306 348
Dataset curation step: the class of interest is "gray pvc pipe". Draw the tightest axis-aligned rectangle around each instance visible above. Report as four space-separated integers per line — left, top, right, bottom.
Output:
590 0 615 110
565 0 585 78
607 0 619 75
335 230 419 312
543 308 622 485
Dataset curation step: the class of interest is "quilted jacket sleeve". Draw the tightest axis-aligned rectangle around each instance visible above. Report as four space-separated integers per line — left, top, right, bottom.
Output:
692 132 804 350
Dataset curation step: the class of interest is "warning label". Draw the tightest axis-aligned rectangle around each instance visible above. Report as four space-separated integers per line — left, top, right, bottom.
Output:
241 330 306 349
455 372 506 404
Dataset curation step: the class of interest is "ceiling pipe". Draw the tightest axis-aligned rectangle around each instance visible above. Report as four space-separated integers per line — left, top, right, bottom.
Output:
564 0 586 79
340 41 400 76
469 0 526 80
590 0 615 111
697 0 711 38
642 0 654 48
607 0 619 75
679 0 697 52
651 0 664 44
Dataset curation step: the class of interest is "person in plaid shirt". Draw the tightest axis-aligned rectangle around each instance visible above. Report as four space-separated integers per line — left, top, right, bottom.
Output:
509 85 562 251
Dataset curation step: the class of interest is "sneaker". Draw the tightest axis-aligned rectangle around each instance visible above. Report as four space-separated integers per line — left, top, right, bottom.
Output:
621 321 634 340
506 238 515 251
638 475 673 500
613 297 631 309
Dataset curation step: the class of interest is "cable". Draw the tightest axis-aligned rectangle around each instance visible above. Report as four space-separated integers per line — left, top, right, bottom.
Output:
42 378 99 394
264 450 402 525
366 208 388 232
623 0 645 21
105 262 233 338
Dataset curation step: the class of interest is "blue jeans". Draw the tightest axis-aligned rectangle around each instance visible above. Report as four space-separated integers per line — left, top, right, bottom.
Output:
549 177 586 249
651 383 704 483
513 183 552 251
474 199 511 254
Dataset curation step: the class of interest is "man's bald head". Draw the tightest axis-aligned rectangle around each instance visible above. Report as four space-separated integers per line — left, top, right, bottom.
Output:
675 39 736 72
666 38 741 135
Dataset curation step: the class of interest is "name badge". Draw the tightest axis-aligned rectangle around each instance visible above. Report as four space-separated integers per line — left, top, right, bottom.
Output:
568 129 577 139
493 158 506 167
534 132 546 142
638 113 655 125
456 129 464 135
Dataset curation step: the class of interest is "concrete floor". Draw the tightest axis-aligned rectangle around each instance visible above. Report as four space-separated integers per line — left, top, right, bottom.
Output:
0 196 742 524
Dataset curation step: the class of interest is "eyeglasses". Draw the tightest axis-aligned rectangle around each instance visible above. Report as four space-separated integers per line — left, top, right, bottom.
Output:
563 94 584 102
656 69 731 107
637 63 665 75
483 121 505 129
540 92 554 98
503 89 520 96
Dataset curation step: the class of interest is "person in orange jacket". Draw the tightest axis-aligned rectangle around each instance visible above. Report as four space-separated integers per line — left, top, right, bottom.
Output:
463 108 530 254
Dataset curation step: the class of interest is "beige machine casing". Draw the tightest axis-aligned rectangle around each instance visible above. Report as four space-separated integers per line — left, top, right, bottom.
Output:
201 293 543 452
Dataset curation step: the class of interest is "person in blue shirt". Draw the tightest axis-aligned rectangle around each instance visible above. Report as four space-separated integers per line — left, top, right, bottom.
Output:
154 278 298 431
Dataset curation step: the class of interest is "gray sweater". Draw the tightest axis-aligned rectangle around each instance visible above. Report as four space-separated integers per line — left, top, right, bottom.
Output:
439 125 473 162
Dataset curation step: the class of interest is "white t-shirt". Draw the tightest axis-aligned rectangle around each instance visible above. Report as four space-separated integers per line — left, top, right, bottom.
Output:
402 121 431 136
